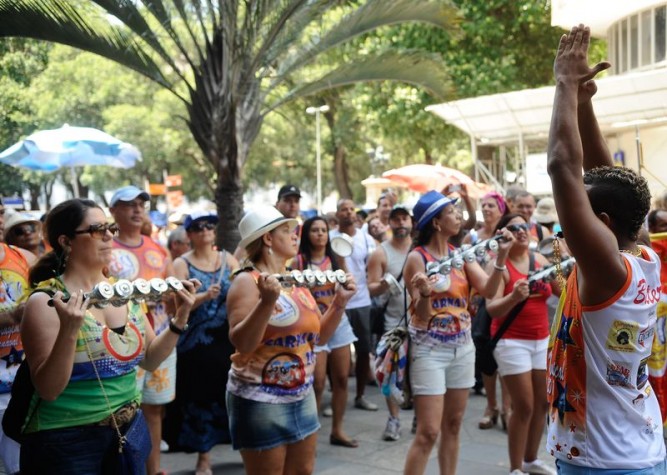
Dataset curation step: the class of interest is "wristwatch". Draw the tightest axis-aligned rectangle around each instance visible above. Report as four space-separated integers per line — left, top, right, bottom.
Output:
168 318 188 335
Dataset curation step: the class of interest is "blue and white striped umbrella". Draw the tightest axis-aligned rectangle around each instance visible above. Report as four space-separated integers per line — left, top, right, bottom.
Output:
0 124 141 172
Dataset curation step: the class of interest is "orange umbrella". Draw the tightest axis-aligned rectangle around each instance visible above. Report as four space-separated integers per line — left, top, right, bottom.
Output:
382 164 479 194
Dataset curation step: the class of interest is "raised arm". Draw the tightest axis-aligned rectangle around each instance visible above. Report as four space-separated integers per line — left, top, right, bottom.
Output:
578 80 614 169
547 25 624 305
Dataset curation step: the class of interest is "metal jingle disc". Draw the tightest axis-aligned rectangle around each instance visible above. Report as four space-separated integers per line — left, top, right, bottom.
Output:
301 269 316 284
440 263 452 275
487 239 499 252
462 251 476 263
313 270 327 285
426 261 440 276
133 278 151 297
114 280 134 299
165 276 184 291
323 270 336 283
333 269 346 283
149 278 169 294
290 270 305 285
451 256 464 270
93 282 115 300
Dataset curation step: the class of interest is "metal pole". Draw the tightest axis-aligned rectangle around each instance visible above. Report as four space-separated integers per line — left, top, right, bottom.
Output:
316 110 322 215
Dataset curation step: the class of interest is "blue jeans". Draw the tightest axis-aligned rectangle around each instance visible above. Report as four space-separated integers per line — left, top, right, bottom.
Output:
20 424 138 474
556 459 667 475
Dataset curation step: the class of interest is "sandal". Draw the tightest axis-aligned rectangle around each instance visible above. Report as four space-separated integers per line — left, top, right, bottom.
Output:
330 434 359 448
478 407 499 430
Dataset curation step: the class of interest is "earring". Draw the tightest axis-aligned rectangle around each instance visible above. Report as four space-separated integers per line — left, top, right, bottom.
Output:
268 247 273 256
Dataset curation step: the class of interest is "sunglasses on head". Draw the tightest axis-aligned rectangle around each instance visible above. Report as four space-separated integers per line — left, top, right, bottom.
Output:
507 223 530 233
190 221 216 232
74 222 120 239
12 223 37 237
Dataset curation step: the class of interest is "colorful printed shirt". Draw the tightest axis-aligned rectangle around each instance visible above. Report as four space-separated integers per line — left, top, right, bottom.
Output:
108 236 170 334
0 244 29 394
546 248 665 469
26 278 146 432
227 271 321 403
409 246 471 348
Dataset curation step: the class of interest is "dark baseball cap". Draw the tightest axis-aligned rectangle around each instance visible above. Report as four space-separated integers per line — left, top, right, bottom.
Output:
389 204 411 219
277 185 301 200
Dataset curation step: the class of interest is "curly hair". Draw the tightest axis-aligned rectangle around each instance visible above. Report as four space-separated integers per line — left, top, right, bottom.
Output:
583 166 650 241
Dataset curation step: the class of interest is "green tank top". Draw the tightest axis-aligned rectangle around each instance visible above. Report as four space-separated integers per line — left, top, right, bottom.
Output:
24 279 146 432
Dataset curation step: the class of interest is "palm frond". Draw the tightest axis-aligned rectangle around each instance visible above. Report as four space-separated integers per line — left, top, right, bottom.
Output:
274 0 460 83
0 0 177 94
268 49 454 111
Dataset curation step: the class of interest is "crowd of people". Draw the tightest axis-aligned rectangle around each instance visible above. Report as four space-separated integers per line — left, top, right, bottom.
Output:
0 23 665 475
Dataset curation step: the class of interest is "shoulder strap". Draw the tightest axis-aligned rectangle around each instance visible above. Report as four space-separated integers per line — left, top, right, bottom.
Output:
490 253 535 345
536 223 543 241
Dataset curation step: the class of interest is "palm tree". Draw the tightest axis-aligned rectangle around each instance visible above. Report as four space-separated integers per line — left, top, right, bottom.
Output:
0 0 458 250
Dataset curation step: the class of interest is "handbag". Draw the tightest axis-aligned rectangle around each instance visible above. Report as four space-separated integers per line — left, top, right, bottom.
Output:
2 359 40 443
374 280 410 405
83 336 152 474
473 253 534 376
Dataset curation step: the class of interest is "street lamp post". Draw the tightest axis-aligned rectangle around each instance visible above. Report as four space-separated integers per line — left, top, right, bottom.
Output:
306 104 330 214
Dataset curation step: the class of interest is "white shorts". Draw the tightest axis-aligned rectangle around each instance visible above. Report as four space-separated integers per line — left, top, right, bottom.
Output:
314 314 357 353
409 342 475 396
493 337 548 376
136 348 177 404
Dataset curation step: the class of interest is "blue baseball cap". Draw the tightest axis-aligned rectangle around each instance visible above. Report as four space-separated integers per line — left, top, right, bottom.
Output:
413 190 458 231
110 185 150 207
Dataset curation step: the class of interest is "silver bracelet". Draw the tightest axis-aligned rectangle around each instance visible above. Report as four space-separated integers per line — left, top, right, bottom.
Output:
493 262 507 272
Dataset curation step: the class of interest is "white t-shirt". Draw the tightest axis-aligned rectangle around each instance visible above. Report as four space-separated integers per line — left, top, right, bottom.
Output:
330 229 372 309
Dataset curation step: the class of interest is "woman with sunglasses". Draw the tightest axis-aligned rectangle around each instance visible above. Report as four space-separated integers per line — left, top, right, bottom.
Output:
464 192 512 432
163 212 239 475
292 216 358 448
226 206 356 475
19 198 197 474
485 213 559 475
404 190 514 475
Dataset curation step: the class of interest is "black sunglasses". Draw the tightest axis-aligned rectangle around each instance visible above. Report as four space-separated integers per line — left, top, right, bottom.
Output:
190 221 216 232
74 222 120 239
12 223 37 237
507 223 530 233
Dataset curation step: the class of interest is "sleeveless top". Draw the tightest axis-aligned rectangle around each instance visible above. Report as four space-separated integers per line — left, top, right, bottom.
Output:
292 254 336 314
108 236 170 334
227 270 322 403
409 246 471 348
0 244 29 394
177 252 232 353
380 241 409 320
26 278 146 432
491 256 551 340
546 248 665 468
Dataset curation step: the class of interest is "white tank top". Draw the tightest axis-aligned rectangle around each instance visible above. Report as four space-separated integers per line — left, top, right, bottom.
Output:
546 246 665 469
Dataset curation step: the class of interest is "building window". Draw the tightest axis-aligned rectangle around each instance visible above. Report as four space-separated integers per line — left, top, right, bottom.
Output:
609 5 667 74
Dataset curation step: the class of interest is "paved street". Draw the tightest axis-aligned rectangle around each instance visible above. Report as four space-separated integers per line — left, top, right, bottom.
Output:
162 380 554 475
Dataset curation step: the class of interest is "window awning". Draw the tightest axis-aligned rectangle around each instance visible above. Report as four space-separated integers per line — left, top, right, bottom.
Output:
425 68 667 145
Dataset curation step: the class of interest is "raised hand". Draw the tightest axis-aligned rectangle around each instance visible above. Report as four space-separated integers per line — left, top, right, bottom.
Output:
578 79 598 104
334 273 357 305
554 24 610 85
510 279 530 303
257 273 282 305
412 272 431 298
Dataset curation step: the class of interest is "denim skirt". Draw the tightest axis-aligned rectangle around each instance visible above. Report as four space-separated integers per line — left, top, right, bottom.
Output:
226 390 320 451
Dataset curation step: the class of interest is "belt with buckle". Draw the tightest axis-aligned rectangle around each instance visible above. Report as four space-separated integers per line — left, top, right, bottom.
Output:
95 401 138 427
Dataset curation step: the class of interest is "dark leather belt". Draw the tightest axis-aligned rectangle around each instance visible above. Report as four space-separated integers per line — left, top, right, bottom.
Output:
95 401 138 427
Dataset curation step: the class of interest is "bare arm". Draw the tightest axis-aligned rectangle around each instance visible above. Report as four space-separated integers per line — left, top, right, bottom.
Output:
319 275 356 344
21 291 86 401
227 272 280 353
578 80 613 170
547 25 622 306
367 247 390 297
465 228 515 298
403 251 432 325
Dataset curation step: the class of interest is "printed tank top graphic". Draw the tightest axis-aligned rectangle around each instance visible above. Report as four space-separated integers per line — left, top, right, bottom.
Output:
409 246 471 348
0 244 29 393
293 255 335 314
228 272 321 403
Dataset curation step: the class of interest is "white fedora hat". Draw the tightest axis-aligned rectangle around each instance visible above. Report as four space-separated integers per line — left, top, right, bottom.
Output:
239 206 298 249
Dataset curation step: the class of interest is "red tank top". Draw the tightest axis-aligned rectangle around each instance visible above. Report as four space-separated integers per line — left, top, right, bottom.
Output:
491 255 551 340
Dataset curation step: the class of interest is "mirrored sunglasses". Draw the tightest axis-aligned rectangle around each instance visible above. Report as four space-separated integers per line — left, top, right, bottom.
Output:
507 223 530 233
74 222 120 239
190 221 216 232
12 223 38 237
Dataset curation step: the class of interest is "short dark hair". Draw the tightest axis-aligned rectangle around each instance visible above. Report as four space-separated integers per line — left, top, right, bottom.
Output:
583 166 650 241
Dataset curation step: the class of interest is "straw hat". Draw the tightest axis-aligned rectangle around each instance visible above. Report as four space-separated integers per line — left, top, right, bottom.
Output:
239 206 298 249
534 197 558 224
